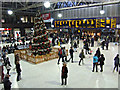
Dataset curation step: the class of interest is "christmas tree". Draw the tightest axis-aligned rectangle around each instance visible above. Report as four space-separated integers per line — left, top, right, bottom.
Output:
31 11 52 56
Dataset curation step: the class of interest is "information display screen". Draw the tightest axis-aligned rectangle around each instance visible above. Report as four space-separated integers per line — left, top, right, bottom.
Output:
53 17 119 29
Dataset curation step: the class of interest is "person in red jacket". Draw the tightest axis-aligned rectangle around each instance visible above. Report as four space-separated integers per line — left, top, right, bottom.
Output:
61 63 68 85
57 48 63 64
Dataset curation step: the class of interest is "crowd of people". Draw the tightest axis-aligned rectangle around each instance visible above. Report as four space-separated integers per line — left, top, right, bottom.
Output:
0 47 22 90
0 33 119 89
57 34 119 85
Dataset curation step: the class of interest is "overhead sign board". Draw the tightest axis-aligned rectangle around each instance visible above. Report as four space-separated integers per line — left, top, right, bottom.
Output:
53 17 119 29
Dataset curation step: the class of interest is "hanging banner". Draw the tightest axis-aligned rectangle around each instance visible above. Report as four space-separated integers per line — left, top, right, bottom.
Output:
53 17 119 29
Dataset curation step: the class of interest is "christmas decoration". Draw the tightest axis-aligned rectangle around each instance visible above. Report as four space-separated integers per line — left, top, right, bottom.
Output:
31 11 52 55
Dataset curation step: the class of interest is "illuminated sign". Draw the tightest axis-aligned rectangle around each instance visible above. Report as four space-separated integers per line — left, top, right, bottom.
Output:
53 17 118 29
0 28 11 31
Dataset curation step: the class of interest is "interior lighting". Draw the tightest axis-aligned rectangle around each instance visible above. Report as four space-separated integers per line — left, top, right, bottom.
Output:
100 10 105 15
8 10 13 15
51 25 54 28
21 17 24 21
58 13 62 18
44 1 50 8
100 4 105 15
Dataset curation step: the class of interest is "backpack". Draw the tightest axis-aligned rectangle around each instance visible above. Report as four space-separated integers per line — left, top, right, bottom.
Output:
58 49 62 55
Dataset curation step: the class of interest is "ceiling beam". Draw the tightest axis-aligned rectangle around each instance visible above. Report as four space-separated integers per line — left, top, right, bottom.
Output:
42 1 120 13
14 2 43 11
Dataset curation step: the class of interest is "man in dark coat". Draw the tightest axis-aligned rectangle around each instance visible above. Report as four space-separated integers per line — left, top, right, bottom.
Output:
91 37 94 47
5 57 11 75
3 74 12 90
85 42 89 55
77 39 79 47
61 63 68 85
68 47 74 63
74 42 77 52
106 40 109 50
113 54 119 72
101 40 105 50
15 54 20 65
96 48 101 58
16 61 21 81
98 54 105 72
57 48 63 64
79 49 85 65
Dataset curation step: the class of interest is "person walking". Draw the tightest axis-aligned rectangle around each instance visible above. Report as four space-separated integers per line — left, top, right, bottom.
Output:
62 47 67 62
57 48 63 64
85 42 89 55
78 49 85 66
68 47 74 63
101 40 105 50
74 42 77 52
5 57 11 75
92 54 98 72
106 40 109 50
16 61 21 81
61 63 68 85
3 74 12 90
2 50 6 64
91 37 94 47
96 48 101 58
77 39 79 47
13 54 20 70
113 54 119 72
98 54 105 72
87 37 91 46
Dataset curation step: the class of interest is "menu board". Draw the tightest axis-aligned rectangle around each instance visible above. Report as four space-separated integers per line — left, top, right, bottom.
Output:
53 17 118 29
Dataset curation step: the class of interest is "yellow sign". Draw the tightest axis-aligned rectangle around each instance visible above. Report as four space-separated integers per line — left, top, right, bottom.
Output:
54 18 117 29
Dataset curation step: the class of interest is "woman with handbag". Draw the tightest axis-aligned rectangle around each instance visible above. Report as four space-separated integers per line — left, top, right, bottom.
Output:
98 54 105 72
92 54 98 72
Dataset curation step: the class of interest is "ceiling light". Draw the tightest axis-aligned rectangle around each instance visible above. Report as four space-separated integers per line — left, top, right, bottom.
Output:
58 13 62 18
21 18 24 21
100 10 105 15
8 10 13 15
100 4 105 15
44 1 50 8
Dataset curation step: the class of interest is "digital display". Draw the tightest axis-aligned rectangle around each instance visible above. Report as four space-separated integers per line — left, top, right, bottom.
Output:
53 17 117 29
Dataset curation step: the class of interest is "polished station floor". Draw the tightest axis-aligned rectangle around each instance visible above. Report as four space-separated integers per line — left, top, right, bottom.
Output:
0 41 119 88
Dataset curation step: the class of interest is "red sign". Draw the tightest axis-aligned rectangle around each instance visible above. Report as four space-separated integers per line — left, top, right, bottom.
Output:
41 13 51 20
0 28 11 31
